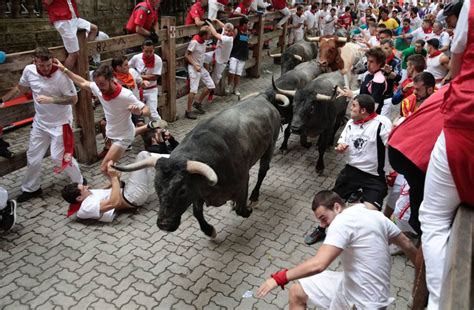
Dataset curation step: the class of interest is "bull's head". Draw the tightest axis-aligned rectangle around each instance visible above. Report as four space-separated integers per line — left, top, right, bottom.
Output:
113 155 218 232
271 75 294 109
305 35 346 70
291 86 337 136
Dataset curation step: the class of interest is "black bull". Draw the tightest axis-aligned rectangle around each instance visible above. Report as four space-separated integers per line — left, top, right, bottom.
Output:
269 41 318 74
113 97 280 237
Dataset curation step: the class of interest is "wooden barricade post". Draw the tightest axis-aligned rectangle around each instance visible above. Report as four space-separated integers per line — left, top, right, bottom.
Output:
160 16 177 122
74 29 98 164
247 13 265 78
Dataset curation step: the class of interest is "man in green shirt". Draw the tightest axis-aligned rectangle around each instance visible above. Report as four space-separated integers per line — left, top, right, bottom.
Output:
401 39 427 69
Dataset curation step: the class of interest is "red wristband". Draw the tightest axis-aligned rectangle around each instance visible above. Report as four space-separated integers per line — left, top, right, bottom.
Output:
271 269 289 289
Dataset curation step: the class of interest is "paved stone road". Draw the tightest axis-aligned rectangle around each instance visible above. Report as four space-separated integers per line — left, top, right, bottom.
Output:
0 58 414 309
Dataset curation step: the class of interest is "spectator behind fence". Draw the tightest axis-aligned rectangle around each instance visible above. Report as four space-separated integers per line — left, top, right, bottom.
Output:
185 0 208 26
43 0 98 69
272 0 291 30
124 0 160 43
0 47 85 203
227 17 251 97
288 5 306 44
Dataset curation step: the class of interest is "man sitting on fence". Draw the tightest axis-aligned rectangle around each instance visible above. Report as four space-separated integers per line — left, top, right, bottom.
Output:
124 0 160 43
0 47 85 203
57 61 151 176
62 153 167 222
43 0 98 69
185 26 216 119
129 40 163 122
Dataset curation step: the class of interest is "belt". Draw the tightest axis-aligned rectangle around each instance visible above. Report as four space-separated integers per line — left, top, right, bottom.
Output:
122 183 140 208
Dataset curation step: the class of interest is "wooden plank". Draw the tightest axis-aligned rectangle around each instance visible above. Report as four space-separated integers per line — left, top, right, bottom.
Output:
247 13 265 78
73 30 98 164
0 101 35 127
86 32 165 56
0 45 67 73
439 205 474 310
160 17 177 122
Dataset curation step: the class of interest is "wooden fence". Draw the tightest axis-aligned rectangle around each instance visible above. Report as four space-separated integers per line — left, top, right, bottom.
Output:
0 11 288 176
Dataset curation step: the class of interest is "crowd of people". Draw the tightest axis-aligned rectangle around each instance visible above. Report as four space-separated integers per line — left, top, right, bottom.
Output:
0 0 472 309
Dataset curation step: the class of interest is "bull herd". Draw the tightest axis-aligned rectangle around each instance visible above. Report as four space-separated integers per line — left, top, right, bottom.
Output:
115 35 368 237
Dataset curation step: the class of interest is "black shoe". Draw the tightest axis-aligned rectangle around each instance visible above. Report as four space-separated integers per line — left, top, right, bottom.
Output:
0 138 10 148
82 177 88 186
0 147 13 159
1 200 17 231
185 111 197 120
17 188 43 203
192 102 205 114
304 226 326 245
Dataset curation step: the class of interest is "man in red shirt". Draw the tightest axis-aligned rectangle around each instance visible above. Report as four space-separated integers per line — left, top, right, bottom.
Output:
43 0 98 69
338 6 353 29
185 0 209 26
272 0 291 30
231 0 253 18
125 0 160 43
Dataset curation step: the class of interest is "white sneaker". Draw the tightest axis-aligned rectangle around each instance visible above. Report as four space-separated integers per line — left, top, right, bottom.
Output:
233 89 241 96
225 85 232 95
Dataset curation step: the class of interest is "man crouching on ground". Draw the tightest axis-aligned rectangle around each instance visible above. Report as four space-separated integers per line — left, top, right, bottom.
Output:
61 151 167 222
257 190 417 309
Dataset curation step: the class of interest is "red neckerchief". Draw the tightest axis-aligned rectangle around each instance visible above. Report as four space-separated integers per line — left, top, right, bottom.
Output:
192 34 205 44
37 65 58 78
54 124 74 174
102 82 122 101
402 25 410 33
354 112 378 125
67 202 82 217
114 71 136 89
386 51 395 64
423 27 433 34
428 50 442 58
142 53 155 68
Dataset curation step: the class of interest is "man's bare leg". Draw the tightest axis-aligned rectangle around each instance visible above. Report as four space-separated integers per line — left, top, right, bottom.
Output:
87 23 98 41
289 283 309 310
100 144 126 176
65 52 79 70
187 92 196 112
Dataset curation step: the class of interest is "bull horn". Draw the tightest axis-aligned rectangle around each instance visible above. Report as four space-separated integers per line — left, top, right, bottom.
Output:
304 33 320 42
267 50 281 58
275 94 290 108
187 161 218 185
272 75 296 97
240 92 260 101
315 94 333 101
337 37 348 43
293 54 303 62
112 153 170 172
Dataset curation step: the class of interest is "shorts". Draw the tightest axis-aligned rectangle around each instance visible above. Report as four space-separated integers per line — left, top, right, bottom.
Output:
333 165 388 210
77 201 115 222
299 271 343 308
109 137 133 150
54 18 92 53
229 57 246 76
188 64 215 94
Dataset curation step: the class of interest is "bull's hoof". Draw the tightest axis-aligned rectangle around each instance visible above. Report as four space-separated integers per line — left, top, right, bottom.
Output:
316 166 325 175
248 200 258 208
210 227 217 239
279 144 288 153
203 225 217 238
236 207 253 218
301 141 312 149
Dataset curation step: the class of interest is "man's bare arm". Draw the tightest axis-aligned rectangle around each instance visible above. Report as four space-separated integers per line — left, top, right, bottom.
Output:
390 233 417 264
55 60 91 90
1 85 30 103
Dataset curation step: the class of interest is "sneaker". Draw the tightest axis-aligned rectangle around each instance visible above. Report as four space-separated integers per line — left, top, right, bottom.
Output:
82 177 88 186
17 188 43 203
304 226 326 245
192 102 206 114
185 110 197 120
225 86 232 95
207 90 215 103
147 119 168 129
0 138 10 148
233 89 241 96
0 200 17 231
0 146 13 159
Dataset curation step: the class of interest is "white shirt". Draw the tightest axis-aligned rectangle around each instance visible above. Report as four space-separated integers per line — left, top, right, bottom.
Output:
358 1 369 13
129 53 163 88
129 68 143 99
319 9 329 30
410 27 435 44
19 64 75 129
90 82 145 141
451 0 470 54
410 15 422 30
368 35 380 47
324 204 401 308
426 53 448 80
215 30 234 64
323 14 337 35
78 189 115 222
338 115 392 176
187 39 207 66
291 13 306 32
304 10 317 30
431 31 450 48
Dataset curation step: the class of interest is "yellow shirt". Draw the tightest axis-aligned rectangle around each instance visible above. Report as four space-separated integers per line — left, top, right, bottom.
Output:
379 18 399 30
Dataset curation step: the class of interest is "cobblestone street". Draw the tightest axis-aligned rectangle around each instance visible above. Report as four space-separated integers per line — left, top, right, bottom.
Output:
0 58 415 309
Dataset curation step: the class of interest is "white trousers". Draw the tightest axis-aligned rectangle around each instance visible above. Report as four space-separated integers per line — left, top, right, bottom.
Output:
420 131 461 310
212 62 227 85
22 124 83 192
143 87 161 121
289 29 304 44
123 151 164 206
277 8 291 27
208 0 225 20
381 98 393 120
188 65 215 93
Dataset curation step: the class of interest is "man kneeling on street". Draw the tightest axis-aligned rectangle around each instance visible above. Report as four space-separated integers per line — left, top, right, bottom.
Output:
257 190 417 309
61 151 168 222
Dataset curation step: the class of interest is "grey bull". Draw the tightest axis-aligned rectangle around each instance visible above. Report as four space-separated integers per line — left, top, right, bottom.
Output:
113 97 281 237
269 41 319 74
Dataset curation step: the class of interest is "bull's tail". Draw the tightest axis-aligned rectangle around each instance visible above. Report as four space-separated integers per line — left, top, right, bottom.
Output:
112 153 170 172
